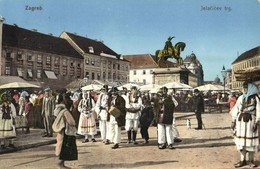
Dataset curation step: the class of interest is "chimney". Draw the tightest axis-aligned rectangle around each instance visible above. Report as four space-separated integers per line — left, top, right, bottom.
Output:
0 16 5 76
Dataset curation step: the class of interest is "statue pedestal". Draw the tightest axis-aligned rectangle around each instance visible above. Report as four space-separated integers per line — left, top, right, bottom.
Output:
153 66 191 85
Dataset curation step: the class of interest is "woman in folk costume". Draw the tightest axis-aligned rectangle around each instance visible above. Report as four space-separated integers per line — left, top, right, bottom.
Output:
231 81 260 168
108 87 126 149
77 91 97 143
95 85 111 144
0 92 17 149
18 91 28 116
24 96 34 134
53 93 78 168
125 86 142 144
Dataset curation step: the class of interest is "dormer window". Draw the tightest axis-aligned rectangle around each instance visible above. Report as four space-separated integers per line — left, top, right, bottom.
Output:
89 47 94 53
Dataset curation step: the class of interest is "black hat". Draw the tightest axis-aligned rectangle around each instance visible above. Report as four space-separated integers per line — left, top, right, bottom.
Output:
101 85 109 92
194 89 199 93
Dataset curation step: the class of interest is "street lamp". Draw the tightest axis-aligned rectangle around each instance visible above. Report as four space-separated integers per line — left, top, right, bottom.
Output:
221 65 227 101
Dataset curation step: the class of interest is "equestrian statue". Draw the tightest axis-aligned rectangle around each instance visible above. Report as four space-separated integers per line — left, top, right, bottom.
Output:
155 36 186 67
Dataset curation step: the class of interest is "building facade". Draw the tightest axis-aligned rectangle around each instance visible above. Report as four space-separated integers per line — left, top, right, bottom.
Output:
0 19 84 89
60 32 129 85
0 18 128 89
123 54 198 87
183 52 204 86
232 46 260 89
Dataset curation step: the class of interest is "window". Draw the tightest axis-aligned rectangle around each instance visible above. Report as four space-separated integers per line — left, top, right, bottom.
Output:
113 73 116 80
54 58 59 65
6 52 12 59
92 72 95 80
143 70 146 75
17 51 23 60
5 66 11 75
85 72 89 78
46 56 51 65
118 64 120 70
97 73 100 80
133 70 136 75
70 62 74 67
85 58 89 65
113 64 115 69
63 59 67 66
89 47 94 53
91 60 95 66
37 70 41 78
143 79 146 85
103 72 106 80
27 52 33 61
150 70 154 74
37 55 42 63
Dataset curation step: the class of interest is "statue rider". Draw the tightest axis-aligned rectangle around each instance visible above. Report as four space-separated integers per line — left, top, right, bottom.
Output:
164 36 175 55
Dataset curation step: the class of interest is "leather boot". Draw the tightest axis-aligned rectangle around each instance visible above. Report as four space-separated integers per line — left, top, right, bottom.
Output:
127 130 131 143
132 131 138 144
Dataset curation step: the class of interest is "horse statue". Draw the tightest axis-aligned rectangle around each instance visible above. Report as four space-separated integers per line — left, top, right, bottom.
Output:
155 41 186 67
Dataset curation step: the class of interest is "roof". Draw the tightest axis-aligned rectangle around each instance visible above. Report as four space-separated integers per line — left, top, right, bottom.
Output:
2 24 83 59
183 52 202 66
64 32 120 58
122 54 176 69
233 46 260 64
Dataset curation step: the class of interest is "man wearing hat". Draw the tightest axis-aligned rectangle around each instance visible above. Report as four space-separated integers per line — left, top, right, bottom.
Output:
42 87 56 137
125 86 142 144
231 80 260 168
193 89 204 130
107 87 126 149
157 87 175 149
95 85 111 144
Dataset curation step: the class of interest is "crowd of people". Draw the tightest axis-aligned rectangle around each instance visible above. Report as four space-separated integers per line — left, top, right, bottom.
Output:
0 80 259 168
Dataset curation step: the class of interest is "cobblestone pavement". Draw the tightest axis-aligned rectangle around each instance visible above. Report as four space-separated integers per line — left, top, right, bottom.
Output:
0 111 260 169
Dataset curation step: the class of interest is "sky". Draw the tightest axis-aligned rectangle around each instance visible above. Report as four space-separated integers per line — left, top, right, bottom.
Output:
0 0 260 81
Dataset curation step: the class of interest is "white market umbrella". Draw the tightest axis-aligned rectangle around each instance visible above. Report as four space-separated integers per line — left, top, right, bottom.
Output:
139 84 160 92
194 84 229 91
121 83 140 90
162 82 193 89
81 84 103 91
0 82 40 89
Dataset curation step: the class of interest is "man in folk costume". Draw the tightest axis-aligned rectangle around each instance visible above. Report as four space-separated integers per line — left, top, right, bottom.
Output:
0 92 17 149
77 91 97 143
157 87 175 149
231 81 260 168
108 87 126 149
95 85 111 144
42 87 56 137
125 86 142 144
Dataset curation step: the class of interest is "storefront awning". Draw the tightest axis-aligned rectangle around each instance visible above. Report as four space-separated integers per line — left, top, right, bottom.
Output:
17 69 23 77
44 70 58 79
234 66 260 81
28 69 33 78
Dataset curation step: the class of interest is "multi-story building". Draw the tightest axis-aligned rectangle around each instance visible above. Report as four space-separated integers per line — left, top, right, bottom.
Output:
60 32 129 85
123 54 198 87
232 46 260 89
0 19 84 88
183 52 204 86
0 18 129 89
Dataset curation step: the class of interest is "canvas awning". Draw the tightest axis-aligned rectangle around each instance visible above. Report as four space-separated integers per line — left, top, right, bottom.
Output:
234 66 260 81
44 70 58 79
28 69 33 78
17 69 23 77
